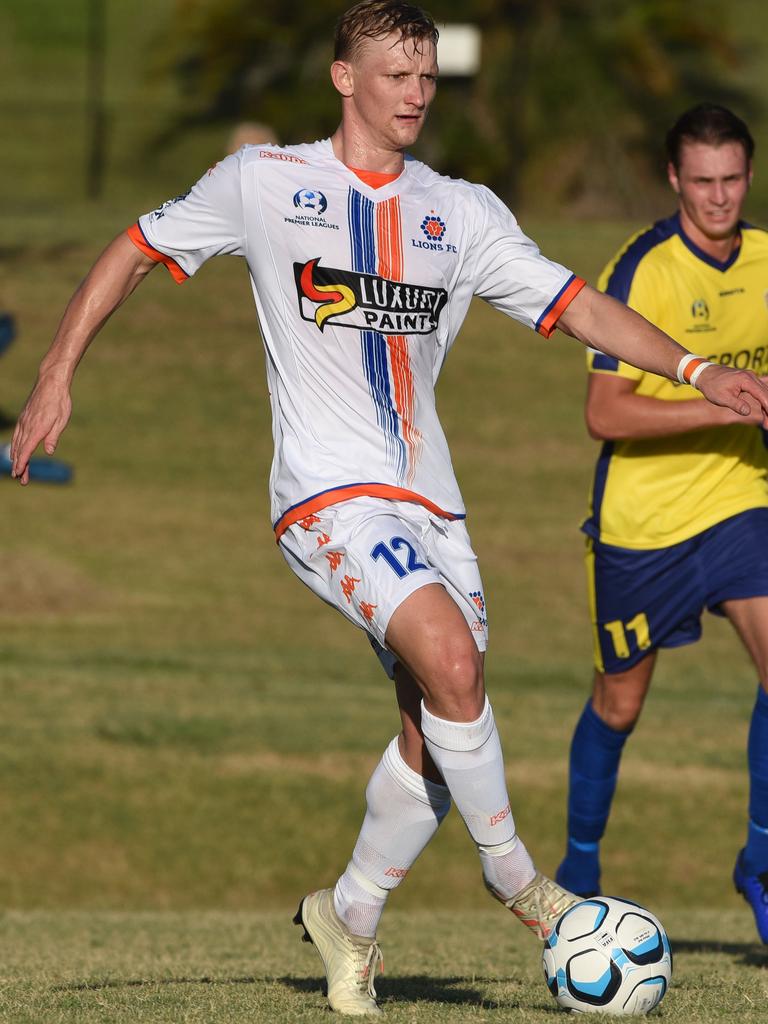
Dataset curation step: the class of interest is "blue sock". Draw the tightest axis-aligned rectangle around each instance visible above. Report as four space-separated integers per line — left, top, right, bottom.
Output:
558 701 632 893
744 686 768 875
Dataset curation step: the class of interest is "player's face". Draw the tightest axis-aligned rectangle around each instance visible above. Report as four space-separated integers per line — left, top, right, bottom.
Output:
668 140 752 242
337 32 438 151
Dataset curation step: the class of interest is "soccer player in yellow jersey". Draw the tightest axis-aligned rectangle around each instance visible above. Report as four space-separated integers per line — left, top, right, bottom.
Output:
556 104 768 942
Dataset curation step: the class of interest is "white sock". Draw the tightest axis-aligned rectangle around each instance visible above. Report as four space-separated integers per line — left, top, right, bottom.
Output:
420 697 536 901
334 736 451 937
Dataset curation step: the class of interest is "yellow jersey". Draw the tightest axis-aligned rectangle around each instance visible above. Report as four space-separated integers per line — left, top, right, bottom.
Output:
583 212 768 549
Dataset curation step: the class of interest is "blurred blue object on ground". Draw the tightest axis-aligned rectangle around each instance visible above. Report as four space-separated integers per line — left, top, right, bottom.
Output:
0 443 73 483
0 314 15 357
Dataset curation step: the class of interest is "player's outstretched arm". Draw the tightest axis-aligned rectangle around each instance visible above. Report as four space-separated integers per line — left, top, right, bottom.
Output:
558 284 768 425
11 233 157 485
585 373 768 441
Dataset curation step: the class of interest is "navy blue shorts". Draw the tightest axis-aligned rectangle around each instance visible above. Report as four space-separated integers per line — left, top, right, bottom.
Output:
588 508 768 674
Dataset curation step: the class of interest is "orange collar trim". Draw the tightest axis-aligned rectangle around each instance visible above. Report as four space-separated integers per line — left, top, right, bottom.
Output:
347 166 401 189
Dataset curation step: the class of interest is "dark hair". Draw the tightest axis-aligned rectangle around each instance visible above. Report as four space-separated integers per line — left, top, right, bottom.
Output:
666 103 754 170
334 0 438 62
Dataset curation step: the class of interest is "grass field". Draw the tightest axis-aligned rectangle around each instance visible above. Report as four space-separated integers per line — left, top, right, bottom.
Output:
4 5 768 1015
1 206 766 1020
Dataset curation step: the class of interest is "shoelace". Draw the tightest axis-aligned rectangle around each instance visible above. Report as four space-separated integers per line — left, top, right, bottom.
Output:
359 941 384 998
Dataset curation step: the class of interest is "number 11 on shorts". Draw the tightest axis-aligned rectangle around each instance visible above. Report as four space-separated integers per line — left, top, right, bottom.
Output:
603 613 651 659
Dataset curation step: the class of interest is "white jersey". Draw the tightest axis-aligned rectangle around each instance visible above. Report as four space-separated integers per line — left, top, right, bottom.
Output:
128 139 584 536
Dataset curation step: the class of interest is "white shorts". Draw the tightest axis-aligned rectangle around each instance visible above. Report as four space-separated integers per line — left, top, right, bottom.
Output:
279 497 488 677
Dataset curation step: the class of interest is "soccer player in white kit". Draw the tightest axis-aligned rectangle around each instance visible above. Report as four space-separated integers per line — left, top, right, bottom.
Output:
11 2 768 1016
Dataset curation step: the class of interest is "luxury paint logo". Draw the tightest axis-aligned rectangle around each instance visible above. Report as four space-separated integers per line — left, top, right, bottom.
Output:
294 258 447 334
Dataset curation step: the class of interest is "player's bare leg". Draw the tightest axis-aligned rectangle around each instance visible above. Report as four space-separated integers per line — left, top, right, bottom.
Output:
386 583 578 938
723 597 768 942
393 661 444 782
557 653 657 896
590 653 658 731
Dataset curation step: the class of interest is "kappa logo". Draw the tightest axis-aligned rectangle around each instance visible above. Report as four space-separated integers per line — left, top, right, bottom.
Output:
340 574 361 602
489 804 511 827
295 258 447 334
325 551 343 572
360 601 377 624
259 150 307 164
299 514 322 530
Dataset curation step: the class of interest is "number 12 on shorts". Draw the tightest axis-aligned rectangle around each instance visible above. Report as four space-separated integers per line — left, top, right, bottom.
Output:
371 537 429 579
603 613 651 659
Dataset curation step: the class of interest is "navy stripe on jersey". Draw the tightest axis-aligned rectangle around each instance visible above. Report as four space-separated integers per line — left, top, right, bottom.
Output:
592 352 619 372
582 440 615 540
347 188 407 480
603 214 679 302
677 218 747 272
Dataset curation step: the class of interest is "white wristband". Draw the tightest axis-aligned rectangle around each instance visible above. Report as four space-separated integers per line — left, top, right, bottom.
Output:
689 361 712 389
676 353 712 389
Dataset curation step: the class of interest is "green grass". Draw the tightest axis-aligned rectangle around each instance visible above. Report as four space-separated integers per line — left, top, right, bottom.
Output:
0 210 765 1017
4 3 768 1017
0 909 766 1023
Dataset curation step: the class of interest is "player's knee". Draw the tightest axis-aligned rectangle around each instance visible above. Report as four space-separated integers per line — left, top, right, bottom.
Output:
592 674 645 732
423 642 484 720
600 704 640 732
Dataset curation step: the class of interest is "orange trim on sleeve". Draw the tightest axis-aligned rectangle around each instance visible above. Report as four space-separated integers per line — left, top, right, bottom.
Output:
274 483 462 541
682 357 707 384
537 275 587 338
125 223 188 284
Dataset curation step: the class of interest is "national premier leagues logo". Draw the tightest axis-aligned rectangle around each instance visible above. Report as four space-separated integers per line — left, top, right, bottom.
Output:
294 258 448 334
285 189 338 231
293 189 328 215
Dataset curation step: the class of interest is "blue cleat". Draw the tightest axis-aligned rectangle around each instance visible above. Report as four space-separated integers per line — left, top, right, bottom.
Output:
733 848 768 943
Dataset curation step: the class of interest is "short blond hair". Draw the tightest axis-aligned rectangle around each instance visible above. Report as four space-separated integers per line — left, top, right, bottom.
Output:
334 0 438 62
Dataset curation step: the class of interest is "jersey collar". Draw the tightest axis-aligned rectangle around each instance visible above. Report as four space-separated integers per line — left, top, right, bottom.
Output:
673 210 744 272
319 138 408 197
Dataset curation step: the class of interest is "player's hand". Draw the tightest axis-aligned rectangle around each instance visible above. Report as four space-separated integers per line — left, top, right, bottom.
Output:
10 376 73 485
696 365 768 427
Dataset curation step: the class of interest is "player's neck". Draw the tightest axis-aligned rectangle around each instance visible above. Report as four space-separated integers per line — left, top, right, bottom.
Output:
678 207 741 264
330 126 405 176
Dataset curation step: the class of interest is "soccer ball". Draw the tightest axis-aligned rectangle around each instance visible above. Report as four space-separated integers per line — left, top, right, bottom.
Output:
542 897 672 1015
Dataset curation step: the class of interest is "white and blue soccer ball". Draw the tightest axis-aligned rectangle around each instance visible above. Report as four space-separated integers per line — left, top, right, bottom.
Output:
542 897 672 1015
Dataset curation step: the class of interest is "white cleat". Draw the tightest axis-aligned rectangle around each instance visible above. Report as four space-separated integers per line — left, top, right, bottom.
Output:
486 872 581 940
294 888 384 1016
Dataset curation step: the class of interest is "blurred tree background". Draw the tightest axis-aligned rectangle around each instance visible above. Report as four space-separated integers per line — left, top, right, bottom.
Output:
162 0 757 216
1 0 767 223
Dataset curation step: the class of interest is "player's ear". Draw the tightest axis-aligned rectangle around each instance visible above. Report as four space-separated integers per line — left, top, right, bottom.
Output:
667 161 681 194
331 60 354 98
748 160 754 189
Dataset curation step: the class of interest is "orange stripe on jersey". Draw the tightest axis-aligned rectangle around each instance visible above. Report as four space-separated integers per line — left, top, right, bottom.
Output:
537 275 587 338
274 484 462 541
125 223 188 284
375 197 422 483
376 197 403 280
681 357 707 384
